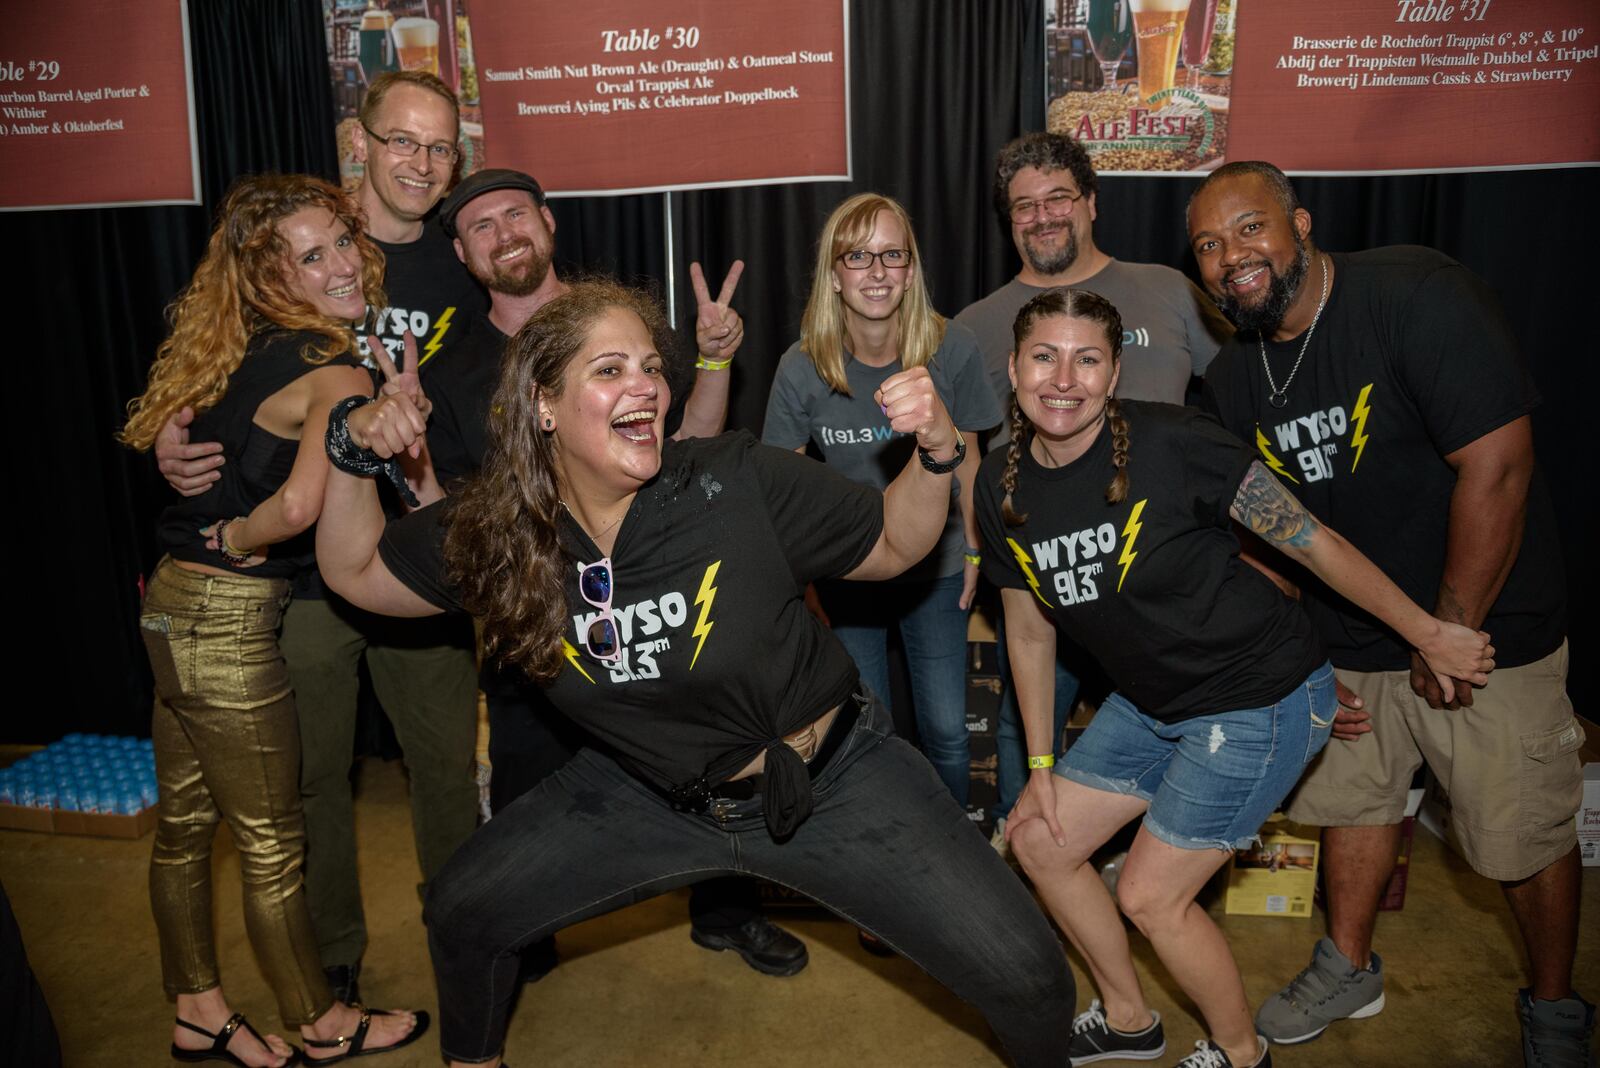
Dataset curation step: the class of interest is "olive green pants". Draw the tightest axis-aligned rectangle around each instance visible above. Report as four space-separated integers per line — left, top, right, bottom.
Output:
280 593 479 970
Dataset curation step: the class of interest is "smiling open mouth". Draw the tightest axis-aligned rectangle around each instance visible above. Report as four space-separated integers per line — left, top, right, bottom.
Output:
1041 397 1082 410
612 410 656 441
1225 264 1268 288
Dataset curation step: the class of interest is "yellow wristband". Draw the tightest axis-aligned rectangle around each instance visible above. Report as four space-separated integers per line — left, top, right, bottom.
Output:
1027 754 1055 770
964 552 981 567
695 355 733 371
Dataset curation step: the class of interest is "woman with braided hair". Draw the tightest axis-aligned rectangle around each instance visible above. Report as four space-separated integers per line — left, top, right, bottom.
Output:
974 287 1494 1068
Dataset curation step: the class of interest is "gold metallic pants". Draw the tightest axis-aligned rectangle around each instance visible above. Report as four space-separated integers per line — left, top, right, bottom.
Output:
139 558 332 1026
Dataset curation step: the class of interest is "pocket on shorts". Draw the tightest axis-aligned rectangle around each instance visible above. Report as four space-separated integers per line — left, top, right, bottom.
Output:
1303 666 1337 760
1518 716 1584 836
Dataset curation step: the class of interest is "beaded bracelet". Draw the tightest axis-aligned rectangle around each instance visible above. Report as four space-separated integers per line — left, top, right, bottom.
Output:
213 517 254 566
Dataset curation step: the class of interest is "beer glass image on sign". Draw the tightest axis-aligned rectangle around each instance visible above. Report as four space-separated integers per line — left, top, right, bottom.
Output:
1130 0 1191 102
1086 0 1134 92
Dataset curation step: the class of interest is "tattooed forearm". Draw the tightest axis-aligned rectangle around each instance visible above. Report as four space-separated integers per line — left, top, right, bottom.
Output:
1230 461 1321 550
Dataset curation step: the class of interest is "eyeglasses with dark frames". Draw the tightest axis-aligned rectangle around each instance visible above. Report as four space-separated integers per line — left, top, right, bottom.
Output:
836 248 913 270
1008 190 1085 224
361 124 460 166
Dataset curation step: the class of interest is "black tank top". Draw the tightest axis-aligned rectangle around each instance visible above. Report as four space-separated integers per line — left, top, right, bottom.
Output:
159 330 365 579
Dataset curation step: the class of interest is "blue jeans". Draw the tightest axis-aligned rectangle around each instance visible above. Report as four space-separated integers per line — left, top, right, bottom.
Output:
992 612 1081 821
424 692 1074 1064
823 573 972 804
1058 664 1337 851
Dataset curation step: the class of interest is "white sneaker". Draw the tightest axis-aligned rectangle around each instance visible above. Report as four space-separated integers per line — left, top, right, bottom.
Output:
990 818 1014 864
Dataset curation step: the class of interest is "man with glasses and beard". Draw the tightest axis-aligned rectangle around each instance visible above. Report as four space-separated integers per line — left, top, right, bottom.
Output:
954 132 1232 852
415 168 810 984
1190 160 1589 1068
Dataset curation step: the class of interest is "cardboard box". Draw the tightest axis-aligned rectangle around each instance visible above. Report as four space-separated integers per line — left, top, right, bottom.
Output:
966 651 1003 833
1578 763 1600 868
0 802 156 839
1226 815 1320 917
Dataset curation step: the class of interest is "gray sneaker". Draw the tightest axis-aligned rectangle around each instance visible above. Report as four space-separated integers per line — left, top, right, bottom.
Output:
1254 937 1385 1044
1519 988 1596 1068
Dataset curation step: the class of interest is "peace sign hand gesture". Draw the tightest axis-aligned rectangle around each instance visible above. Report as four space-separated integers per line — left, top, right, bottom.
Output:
350 330 431 460
691 260 745 363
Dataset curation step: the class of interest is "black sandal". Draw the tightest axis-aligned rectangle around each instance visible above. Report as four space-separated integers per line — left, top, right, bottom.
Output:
171 1013 301 1067
302 1008 430 1063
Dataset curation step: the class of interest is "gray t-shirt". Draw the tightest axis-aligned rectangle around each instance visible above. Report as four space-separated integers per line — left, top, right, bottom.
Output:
953 259 1233 450
762 320 1002 579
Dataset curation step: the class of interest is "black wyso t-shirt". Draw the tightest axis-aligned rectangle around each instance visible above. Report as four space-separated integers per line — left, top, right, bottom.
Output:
1202 247 1566 671
367 218 488 372
976 401 1325 721
377 431 884 791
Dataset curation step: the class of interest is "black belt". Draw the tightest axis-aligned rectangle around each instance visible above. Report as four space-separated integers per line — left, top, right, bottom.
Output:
665 693 863 812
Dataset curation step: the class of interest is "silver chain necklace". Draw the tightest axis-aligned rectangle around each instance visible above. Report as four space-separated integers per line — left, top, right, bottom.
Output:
1260 252 1329 410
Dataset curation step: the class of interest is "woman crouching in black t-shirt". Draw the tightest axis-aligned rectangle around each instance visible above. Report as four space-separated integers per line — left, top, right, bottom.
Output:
313 279 1076 1067
975 289 1492 1068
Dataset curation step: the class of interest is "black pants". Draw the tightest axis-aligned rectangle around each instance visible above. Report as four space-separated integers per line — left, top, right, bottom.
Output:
431 693 1074 1063
485 674 757 931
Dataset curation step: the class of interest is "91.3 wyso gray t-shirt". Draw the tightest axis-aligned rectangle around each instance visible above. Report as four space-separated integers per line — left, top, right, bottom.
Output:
761 321 1001 580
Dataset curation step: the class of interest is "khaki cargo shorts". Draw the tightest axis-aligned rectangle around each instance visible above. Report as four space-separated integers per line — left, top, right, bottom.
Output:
1284 640 1582 881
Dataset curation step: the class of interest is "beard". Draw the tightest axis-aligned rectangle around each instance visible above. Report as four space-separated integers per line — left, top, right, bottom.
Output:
1020 217 1081 277
469 238 553 297
1214 232 1310 334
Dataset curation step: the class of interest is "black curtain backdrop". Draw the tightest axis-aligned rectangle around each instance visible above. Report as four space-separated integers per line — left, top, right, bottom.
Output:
6 0 1589 742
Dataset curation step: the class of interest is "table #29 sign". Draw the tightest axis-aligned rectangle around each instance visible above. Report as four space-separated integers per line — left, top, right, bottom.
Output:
467 0 849 195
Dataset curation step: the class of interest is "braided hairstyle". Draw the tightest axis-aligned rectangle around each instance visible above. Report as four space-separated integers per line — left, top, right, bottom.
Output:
1001 287 1129 527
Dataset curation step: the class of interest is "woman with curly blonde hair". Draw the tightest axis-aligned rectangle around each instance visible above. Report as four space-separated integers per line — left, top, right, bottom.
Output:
123 173 426 1066
762 193 1001 809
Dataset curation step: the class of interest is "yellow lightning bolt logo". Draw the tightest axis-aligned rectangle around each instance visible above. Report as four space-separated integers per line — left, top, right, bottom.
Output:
1254 426 1299 484
561 638 595 684
689 561 721 669
1116 498 1148 592
1005 538 1050 608
420 306 455 368
1349 383 1373 472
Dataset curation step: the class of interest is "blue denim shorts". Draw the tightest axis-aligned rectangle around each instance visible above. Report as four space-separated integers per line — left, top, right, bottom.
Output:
1057 663 1336 851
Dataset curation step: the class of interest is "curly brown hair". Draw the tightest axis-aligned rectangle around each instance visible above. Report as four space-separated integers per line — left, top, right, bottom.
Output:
443 279 680 681
1001 287 1129 527
120 174 385 450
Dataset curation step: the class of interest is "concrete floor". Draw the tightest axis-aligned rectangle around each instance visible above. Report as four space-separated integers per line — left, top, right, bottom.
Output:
3 754 1594 1067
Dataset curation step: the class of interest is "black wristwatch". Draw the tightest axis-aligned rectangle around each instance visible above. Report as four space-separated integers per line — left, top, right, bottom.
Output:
917 429 966 474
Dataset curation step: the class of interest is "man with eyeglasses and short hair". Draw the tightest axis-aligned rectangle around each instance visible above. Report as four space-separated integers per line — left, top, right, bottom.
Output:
351 71 488 370
954 131 1232 869
150 70 486 1008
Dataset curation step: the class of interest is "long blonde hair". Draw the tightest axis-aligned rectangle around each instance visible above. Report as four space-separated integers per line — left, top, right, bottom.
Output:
120 174 386 450
798 193 946 396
